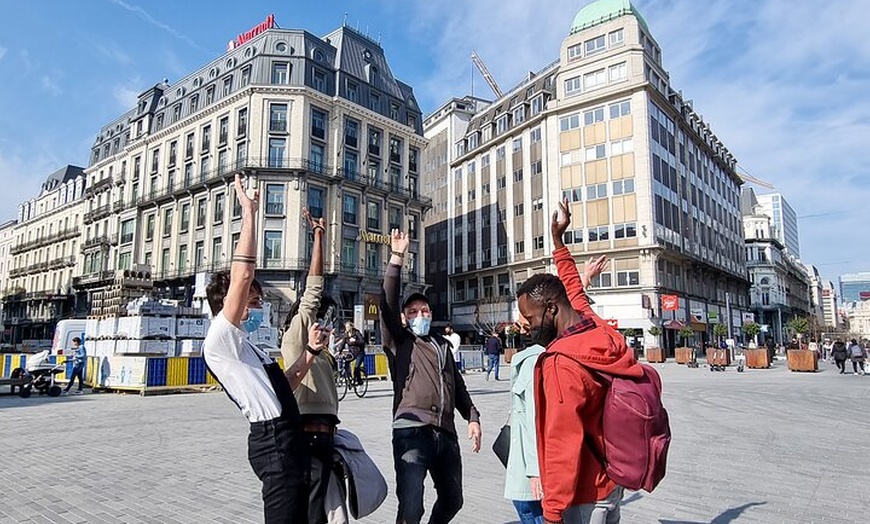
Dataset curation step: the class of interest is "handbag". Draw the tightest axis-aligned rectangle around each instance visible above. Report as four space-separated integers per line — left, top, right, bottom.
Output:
492 423 511 468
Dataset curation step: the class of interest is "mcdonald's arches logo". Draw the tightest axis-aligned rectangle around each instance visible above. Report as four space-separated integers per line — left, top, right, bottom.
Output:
364 295 379 320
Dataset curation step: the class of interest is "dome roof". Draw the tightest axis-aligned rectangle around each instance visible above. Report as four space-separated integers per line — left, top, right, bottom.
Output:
570 0 649 34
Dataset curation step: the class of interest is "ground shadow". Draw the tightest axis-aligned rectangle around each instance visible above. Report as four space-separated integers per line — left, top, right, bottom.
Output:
659 501 767 524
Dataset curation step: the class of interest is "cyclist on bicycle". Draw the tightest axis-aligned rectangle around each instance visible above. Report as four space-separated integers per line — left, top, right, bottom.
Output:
335 321 366 386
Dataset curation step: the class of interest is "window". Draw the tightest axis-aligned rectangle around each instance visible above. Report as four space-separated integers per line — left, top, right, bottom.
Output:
168 141 178 166
213 193 224 223
514 203 524 216
264 184 284 215
531 95 544 116
612 178 635 195
614 223 637 239
497 146 506 160
588 225 610 242
163 208 173 236
389 137 402 164
609 63 627 82
390 102 400 120
592 272 613 288
178 244 189 270
496 115 509 135
530 127 541 143
389 206 402 230
366 201 381 230
497 176 506 189
343 193 358 224
611 138 634 155
560 113 581 131
311 108 327 140
468 189 476 201
145 214 155 241
513 138 523 152
237 107 248 137
533 235 545 250
583 69 606 89
561 187 583 203
264 231 282 263
346 80 358 102
161 248 170 273
568 43 582 60
180 203 190 232
341 239 358 269
585 35 606 55
343 151 359 178
609 28 624 46
513 169 523 182
268 138 286 167
583 107 605 125
370 92 380 112
205 86 215 105
481 154 490 167
232 188 242 218
270 104 287 132
565 76 582 96
585 144 606 161
190 94 199 114
609 100 632 118
185 133 194 159
272 63 289 84
408 214 419 240
409 148 419 173
313 69 326 92
617 270 639 287
368 128 381 156
222 76 233 97
308 186 325 218
309 143 325 172
345 119 359 148
201 125 211 152
172 103 182 123
151 148 160 173
241 66 251 87
586 183 608 200
218 116 229 145
194 241 205 268
120 219 134 244
532 198 543 211
196 198 206 228
513 105 525 125
211 237 222 265
531 160 543 175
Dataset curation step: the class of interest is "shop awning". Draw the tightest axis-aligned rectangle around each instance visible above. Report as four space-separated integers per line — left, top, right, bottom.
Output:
663 320 686 330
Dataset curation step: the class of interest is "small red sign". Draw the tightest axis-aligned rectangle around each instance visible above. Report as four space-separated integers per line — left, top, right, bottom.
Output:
606 319 619 329
661 294 679 311
227 14 276 51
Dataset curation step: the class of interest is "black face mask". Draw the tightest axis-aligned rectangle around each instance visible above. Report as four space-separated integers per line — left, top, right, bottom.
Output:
529 306 558 346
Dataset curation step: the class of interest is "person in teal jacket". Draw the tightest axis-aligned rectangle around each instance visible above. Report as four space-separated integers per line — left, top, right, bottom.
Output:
503 338 546 524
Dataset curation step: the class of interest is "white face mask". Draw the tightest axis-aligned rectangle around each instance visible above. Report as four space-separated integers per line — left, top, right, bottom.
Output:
409 316 431 337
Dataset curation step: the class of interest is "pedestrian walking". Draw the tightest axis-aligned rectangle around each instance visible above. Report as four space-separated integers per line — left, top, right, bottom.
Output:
63 337 86 395
848 339 866 375
831 338 848 374
444 324 463 372
380 229 482 524
485 331 503 381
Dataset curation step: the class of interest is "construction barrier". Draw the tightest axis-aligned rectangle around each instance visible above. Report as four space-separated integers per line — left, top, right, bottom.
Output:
1 352 390 396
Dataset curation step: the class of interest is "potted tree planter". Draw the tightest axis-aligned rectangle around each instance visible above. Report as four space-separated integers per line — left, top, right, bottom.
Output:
646 326 665 363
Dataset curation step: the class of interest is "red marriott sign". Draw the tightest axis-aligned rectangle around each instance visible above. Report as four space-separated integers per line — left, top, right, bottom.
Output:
227 14 276 51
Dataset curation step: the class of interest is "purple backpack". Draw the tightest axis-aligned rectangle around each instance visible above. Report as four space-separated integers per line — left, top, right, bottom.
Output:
583 363 671 492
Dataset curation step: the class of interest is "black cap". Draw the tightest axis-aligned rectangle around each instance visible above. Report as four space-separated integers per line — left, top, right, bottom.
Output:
402 292 429 309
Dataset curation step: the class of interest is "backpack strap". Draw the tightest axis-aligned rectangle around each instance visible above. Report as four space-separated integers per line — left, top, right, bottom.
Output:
576 362 611 469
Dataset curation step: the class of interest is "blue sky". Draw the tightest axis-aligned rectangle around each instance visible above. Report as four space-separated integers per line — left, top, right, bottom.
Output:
0 0 867 283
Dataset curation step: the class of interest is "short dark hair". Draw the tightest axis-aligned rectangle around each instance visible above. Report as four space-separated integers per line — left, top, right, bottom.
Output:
72 337 82 344
515 273 569 307
206 270 262 316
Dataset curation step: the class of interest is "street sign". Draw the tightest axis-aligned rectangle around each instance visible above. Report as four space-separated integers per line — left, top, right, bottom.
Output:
662 295 679 311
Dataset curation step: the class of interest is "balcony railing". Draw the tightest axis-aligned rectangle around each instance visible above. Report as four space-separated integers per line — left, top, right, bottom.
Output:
72 270 115 288
82 235 114 251
9 227 80 255
265 202 285 215
151 258 310 281
84 203 112 223
85 177 113 196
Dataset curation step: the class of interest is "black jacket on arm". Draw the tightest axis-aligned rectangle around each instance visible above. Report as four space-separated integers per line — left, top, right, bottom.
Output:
380 262 480 434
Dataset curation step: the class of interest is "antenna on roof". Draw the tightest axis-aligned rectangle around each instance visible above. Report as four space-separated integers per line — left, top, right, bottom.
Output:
377 32 382 44
343 13 348 26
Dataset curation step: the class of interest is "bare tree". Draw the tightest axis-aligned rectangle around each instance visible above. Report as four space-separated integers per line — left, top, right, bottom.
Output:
472 295 512 338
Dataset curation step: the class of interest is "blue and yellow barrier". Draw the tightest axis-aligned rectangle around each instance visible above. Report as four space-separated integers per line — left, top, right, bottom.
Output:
1 352 389 395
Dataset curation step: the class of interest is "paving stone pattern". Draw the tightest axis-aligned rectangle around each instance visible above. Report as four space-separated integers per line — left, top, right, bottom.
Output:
1 359 868 523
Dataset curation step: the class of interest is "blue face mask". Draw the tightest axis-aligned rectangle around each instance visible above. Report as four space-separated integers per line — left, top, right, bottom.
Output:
242 308 264 333
409 316 431 337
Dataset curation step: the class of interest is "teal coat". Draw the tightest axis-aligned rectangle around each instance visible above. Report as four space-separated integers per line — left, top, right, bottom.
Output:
503 345 545 501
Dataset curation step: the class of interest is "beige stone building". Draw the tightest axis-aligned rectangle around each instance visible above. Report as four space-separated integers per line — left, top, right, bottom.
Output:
423 0 751 352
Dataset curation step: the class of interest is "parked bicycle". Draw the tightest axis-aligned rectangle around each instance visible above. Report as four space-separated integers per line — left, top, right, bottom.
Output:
334 351 368 400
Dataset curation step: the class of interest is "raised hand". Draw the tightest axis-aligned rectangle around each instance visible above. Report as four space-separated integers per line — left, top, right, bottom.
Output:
390 229 410 255
302 207 326 231
551 197 571 244
581 255 609 288
234 174 259 214
307 322 330 352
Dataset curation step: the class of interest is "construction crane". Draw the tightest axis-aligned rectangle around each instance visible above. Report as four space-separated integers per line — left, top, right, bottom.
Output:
471 51 503 99
736 165 775 189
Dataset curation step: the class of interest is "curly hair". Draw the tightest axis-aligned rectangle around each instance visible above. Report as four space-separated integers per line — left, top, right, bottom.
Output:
206 270 262 316
282 291 339 330
515 273 568 307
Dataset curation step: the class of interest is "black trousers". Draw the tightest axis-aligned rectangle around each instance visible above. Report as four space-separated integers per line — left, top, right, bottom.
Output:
304 431 335 524
836 359 846 373
393 426 464 524
248 418 309 524
852 360 864 374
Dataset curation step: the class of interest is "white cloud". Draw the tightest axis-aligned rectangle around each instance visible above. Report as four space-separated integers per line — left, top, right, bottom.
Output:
82 35 132 65
107 0 201 50
406 0 870 279
0 46 7 62
113 79 141 109
40 76 62 96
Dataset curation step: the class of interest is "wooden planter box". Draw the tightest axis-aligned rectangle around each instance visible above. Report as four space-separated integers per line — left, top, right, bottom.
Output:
706 348 731 367
675 347 694 364
745 349 770 369
787 350 818 372
646 347 665 363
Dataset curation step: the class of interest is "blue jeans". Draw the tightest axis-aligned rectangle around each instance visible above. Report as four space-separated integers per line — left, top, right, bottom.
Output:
65 364 84 392
513 500 544 524
353 353 365 384
486 353 500 380
393 426 463 524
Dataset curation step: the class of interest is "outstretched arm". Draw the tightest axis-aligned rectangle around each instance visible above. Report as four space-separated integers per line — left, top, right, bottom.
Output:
551 198 607 318
224 174 259 327
380 229 410 353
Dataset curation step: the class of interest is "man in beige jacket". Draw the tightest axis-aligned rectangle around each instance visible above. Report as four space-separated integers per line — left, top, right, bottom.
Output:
280 208 339 524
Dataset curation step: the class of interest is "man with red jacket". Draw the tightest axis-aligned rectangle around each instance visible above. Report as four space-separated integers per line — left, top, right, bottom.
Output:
516 199 643 524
